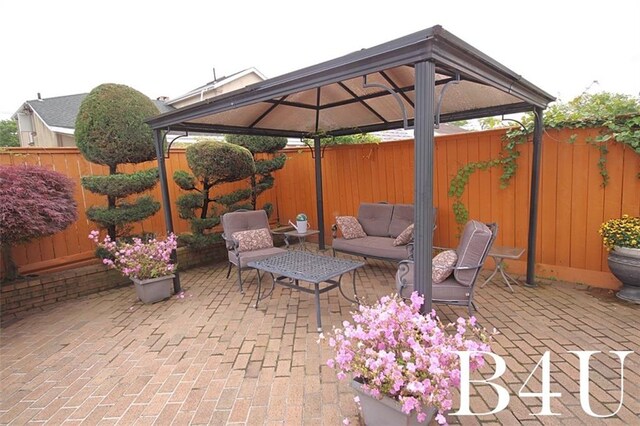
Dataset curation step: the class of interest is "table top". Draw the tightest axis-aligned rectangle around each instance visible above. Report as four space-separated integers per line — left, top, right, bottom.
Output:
284 229 320 237
488 246 525 259
248 251 363 283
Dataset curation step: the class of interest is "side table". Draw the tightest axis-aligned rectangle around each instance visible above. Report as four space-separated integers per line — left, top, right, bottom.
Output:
481 246 525 293
284 229 320 251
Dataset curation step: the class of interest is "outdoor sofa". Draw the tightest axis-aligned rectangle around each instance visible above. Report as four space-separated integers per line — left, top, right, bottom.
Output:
331 202 415 262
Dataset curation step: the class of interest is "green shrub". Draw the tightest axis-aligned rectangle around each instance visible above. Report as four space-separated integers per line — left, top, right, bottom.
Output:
76 84 159 167
81 169 159 197
225 134 287 213
173 140 255 248
75 83 161 238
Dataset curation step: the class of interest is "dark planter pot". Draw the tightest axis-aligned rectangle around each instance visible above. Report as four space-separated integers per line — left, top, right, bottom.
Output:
608 248 640 304
350 380 436 426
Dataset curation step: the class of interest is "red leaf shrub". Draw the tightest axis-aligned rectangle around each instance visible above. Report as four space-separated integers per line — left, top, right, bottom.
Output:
0 164 78 245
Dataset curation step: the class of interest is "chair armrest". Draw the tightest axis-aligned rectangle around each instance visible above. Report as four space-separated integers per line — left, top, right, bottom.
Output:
221 233 240 255
451 263 483 271
406 242 414 261
397 260 413 285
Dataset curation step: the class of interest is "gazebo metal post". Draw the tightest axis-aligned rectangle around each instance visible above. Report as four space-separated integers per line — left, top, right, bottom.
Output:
153 129 181 293
413 60 436 313
526 107 544 287
313 135 326 249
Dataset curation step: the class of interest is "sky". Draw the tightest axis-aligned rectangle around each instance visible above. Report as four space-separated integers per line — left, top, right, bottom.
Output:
1 0 639 120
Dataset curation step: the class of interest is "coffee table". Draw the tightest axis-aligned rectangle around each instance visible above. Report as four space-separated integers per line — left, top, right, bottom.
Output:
248 251 364 331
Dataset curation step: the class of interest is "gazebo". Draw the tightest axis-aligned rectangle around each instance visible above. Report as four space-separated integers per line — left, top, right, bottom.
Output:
147 25 555 312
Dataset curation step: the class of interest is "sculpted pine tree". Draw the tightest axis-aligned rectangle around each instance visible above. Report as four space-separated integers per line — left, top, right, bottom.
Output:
225 134 287 216
173 140 255 248
0 165 77 280
75 83 161 239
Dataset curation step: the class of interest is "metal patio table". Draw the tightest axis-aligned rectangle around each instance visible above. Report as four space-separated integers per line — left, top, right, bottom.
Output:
248 251 364 331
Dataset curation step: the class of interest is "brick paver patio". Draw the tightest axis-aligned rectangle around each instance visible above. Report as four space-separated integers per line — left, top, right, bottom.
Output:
1 247 639 425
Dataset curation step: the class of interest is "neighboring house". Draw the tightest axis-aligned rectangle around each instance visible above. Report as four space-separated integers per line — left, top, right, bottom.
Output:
167 67 266 109
12 93 173 148
11 68 266 148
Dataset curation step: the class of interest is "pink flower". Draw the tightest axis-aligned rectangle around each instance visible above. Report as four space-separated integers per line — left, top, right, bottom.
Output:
323 292 494 426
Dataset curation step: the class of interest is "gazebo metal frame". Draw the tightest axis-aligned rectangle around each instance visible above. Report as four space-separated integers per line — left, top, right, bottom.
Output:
147 25 555 312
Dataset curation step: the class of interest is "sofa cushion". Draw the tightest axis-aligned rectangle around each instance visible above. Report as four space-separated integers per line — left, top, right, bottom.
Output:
332 236 409 261
393 223 414 246
454 220 492 286
232 228 273 252
432 250 457 283
358 203 394 237
336 216 367 239
388 204 414 237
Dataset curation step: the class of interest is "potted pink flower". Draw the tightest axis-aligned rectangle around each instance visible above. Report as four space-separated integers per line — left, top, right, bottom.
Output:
89 230 178 303
326 292 493 425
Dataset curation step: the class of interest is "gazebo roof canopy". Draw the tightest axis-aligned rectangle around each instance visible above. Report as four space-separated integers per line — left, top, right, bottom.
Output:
148 25 555 137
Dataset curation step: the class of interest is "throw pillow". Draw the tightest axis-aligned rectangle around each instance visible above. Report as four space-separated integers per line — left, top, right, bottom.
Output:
393 223 414 246
232 228 274 252
335 216 367 239
432 249 458 283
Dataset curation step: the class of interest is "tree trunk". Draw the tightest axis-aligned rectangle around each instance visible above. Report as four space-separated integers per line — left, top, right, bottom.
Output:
108 165 117 240
1 243 18 281
250 174 257 210
201 183 211 219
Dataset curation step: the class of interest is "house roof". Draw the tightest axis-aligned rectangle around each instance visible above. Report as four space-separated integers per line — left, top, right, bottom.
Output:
167 67 267 105
147 25 555 137
16 93 173 132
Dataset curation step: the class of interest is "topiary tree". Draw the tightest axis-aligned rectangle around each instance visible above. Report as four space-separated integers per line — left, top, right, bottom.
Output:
75 83 161 239
0 165 77 281
225 134 287 216
173 140 255 248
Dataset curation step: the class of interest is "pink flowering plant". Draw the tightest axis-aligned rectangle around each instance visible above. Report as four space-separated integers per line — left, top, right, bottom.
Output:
89 230 178 280
326 292 493 425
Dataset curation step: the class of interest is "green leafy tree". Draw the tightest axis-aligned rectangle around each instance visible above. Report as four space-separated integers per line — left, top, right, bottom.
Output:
173 140 255 248
0 119 19 147
303 133 381 148
75 83 161 239
225 134 287 216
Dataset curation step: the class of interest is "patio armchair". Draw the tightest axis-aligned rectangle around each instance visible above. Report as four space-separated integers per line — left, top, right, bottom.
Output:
221 209 287 293
396 220 497 315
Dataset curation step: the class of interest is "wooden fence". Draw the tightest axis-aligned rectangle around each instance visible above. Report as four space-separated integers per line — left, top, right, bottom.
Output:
2 128 638 288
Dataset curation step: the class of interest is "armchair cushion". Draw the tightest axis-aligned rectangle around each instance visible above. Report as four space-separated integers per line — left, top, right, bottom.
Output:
432 249 457 283
393 223 414 246
232 228 273 252
336 216 367 239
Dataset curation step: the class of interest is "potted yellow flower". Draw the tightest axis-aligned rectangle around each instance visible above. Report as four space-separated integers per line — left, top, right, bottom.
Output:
599 215 640 303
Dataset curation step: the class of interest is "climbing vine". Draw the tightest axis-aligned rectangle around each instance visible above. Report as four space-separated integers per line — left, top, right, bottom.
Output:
449 92 640 227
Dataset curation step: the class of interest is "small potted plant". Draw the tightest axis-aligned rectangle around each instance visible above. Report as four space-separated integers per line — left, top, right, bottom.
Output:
326 292 493 425
89 230 178 303
599 214 640 302
296 213 308 233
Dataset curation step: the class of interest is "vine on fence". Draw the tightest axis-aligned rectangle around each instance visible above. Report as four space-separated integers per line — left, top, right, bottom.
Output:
449 92 640 227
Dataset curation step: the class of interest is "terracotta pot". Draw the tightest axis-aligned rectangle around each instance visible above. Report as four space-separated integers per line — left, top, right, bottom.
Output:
131 275 174 303
608 249 640 304
350 380 437 426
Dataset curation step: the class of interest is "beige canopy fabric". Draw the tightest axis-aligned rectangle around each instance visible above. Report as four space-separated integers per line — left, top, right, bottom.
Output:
148 26 553 137
149 25 554 307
